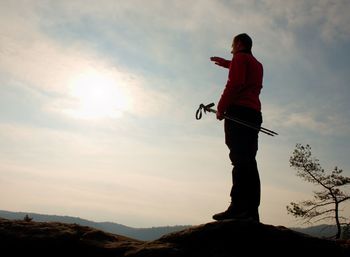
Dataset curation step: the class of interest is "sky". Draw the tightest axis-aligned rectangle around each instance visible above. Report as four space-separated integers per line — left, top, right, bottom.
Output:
1 0 350 228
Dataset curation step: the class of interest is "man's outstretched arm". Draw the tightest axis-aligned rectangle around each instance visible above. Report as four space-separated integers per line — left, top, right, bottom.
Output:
210 56 231 68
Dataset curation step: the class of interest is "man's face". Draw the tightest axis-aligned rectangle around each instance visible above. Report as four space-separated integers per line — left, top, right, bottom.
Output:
231 39 240 55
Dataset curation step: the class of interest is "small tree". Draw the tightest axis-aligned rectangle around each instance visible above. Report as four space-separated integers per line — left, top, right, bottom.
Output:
23 214 33 222
287 144 350 239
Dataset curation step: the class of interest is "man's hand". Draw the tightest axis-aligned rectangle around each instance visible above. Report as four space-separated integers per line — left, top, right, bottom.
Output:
210 56 230 68
216 111 224 121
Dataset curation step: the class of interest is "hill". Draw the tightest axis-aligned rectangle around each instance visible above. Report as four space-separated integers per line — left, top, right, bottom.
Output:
0 210 190 241
0 217 349 257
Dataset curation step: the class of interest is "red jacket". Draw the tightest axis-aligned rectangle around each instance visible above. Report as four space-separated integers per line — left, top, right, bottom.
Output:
217 52 263 113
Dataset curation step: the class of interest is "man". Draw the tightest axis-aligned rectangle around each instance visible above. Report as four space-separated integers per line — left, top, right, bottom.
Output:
210 33 263 222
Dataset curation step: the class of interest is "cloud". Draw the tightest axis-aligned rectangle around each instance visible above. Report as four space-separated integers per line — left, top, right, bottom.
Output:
263 103 350 137
1 0 349 227
28 0 296 70
285 112 329 133
0 123 103 163
5 0 349 74
0 2 177 121
262 0 350 43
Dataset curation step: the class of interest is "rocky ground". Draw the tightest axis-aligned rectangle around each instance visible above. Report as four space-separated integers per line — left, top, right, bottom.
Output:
0 217 349 256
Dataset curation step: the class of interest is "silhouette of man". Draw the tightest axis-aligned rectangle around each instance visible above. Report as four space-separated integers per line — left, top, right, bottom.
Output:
211 33 263 222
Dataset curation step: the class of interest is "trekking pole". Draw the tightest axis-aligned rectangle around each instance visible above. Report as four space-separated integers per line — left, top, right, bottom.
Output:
195 103 278 137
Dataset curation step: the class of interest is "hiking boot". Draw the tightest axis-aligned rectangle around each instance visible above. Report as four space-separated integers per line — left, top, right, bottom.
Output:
213 206 260 222
212 210 234 221
231 210 260 222
212 204 235 221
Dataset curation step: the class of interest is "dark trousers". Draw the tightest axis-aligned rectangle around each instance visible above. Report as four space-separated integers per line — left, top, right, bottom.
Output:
224 105 262 216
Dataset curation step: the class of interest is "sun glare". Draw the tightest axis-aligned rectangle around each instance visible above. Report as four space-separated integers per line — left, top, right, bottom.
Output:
66 71 130 120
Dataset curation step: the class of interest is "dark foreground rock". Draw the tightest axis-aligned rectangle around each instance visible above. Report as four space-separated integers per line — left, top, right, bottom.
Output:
0 217 349 256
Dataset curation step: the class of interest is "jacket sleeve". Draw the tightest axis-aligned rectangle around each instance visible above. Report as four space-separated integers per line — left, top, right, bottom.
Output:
217 54 247 113
221 59 231 69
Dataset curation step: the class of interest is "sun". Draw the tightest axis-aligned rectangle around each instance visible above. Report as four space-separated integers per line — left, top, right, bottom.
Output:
66 71 130 120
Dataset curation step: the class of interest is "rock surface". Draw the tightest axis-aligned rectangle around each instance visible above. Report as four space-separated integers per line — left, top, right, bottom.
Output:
0 217 349 256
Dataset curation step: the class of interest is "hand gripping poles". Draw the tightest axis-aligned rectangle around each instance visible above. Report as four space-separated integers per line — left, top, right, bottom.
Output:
195 103 278 137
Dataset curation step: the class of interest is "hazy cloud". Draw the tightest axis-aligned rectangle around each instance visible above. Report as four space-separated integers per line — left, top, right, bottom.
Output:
1 0 349 227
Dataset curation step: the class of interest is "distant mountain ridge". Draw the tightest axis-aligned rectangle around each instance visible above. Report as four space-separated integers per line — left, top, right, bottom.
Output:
0 209 340 240
291 224 340 238
0 210 191 241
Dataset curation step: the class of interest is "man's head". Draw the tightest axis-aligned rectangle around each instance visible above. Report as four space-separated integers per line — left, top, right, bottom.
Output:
231 33 252 55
